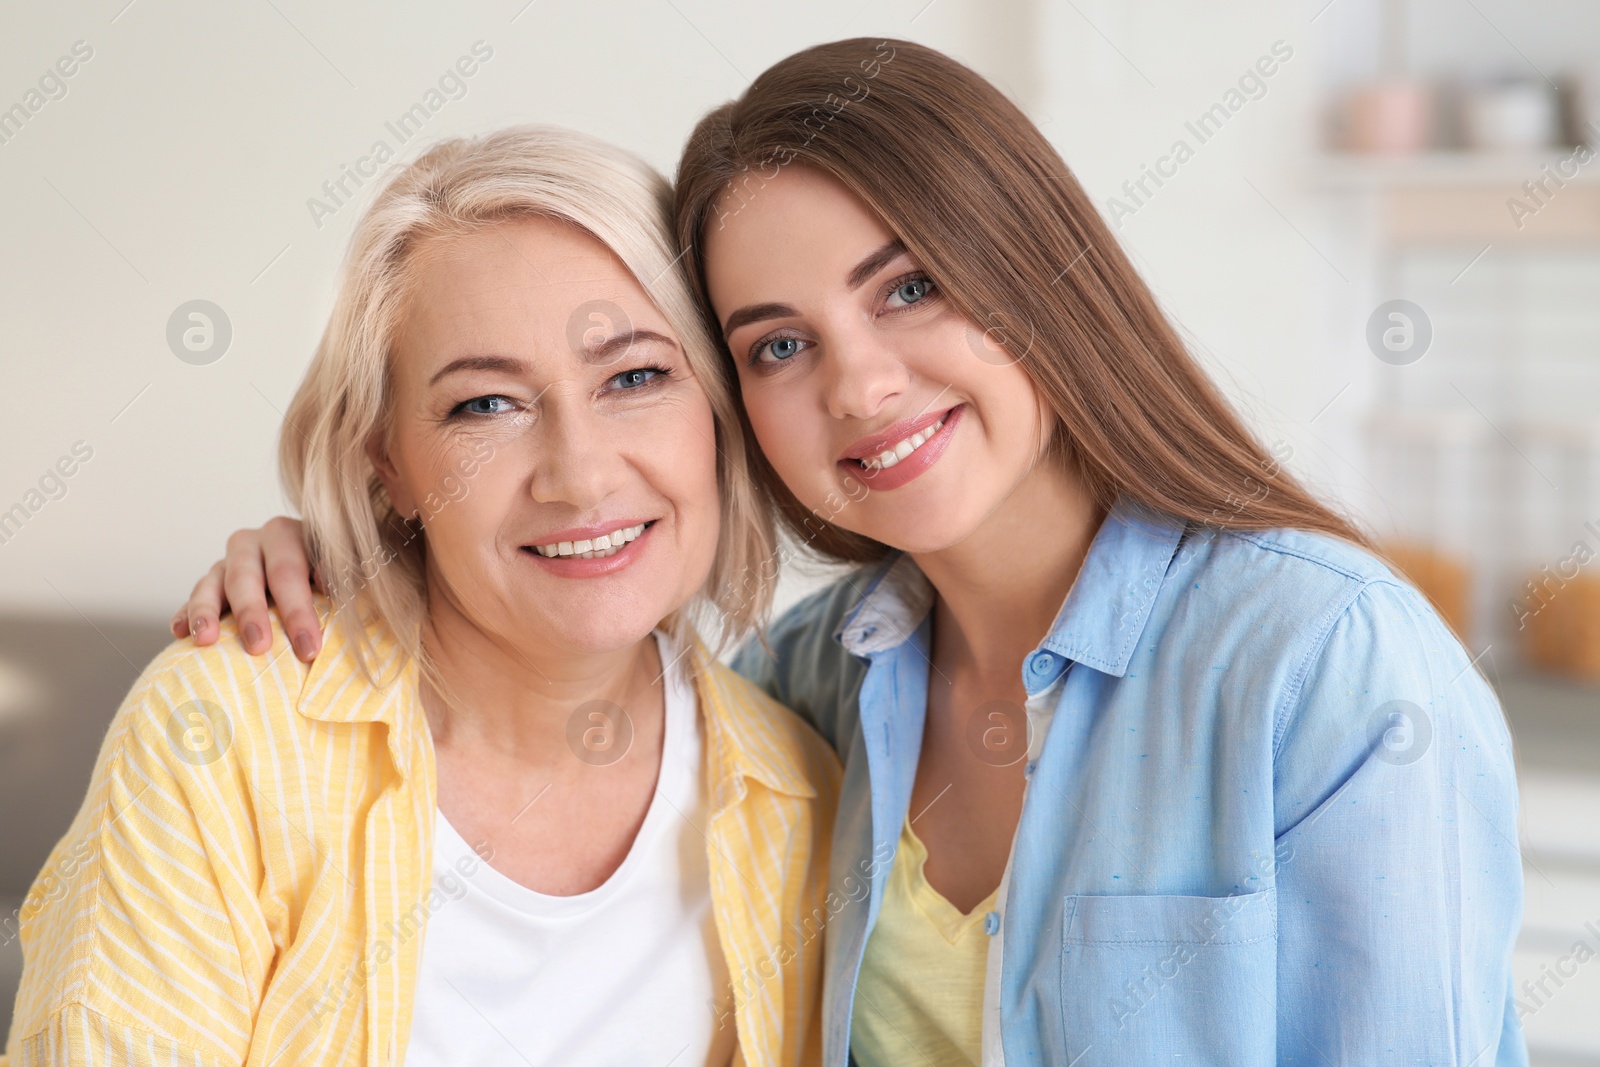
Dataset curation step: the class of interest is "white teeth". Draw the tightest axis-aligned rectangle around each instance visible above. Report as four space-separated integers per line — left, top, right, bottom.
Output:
861 418 945 472
531 523 648 559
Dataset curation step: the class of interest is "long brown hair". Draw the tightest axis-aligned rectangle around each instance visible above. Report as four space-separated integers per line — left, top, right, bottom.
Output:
674 38 1370 562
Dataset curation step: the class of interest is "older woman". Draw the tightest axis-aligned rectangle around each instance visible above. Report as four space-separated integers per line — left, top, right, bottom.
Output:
2 126 838 1067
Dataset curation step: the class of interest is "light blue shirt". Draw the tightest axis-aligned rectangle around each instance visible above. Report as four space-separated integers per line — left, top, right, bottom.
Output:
734 498 1525 1066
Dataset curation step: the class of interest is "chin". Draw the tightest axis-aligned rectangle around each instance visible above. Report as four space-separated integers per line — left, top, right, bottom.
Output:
828 484 984 555
543 608 669 657
491 571 677 656
569 630 661 658
846 512 982 556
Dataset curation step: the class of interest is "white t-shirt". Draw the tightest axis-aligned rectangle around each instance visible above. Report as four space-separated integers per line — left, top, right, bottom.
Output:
406 632 736 1067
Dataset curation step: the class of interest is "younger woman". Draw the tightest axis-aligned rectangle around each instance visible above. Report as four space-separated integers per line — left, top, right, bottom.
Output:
175 40 1524 1066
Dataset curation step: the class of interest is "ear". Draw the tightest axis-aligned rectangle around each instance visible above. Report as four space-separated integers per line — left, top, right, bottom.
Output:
367 431 418 519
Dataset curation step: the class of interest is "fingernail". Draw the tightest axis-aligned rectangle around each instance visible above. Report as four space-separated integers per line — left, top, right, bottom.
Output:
292 631 318 661
193 616 212 637
243 623 264 650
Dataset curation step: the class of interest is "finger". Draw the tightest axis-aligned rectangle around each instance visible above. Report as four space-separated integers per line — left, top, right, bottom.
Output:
260 517 322 661
185 562 227 647
223 528 274 656
171 611 190 639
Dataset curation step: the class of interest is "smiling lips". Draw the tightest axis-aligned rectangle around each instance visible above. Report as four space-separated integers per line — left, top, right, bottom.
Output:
857 414 948 471
839 404 962 490
527 520 651 559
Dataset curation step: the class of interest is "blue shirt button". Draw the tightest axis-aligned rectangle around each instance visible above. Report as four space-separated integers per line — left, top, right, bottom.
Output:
1026 651 1057 679
984 910 1001 936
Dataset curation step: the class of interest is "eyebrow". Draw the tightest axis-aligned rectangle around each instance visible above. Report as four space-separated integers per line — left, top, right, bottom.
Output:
428 354 528 386
427 330 679 386
719 239 911 339
721 302 798 339
846 239 908 290
584 328 677 365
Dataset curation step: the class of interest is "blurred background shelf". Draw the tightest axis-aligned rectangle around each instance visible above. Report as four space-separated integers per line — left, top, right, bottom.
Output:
1316 150 1600 190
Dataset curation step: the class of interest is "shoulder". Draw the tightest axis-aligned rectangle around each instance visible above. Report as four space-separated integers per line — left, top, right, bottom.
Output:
731 567 879 750
699 656 843 799
1190 524 1405 599
110 611 313 765
1213 527 1456 667
768 570 876 664
1162 523 1490 730
1214 533 1509 770
105 599 396 780
1174 524 1433 659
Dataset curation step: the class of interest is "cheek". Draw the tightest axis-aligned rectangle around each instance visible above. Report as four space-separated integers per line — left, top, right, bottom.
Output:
403 437 520 552
415 463 515 565
407 441 471 506
739 380 831 500
646 391 721 518
640 396 725 589
686 403 722 510
968 361 1049 456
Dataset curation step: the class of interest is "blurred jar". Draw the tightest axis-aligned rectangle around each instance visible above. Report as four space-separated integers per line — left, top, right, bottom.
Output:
1463 77 1559 151
1344 81 1434 153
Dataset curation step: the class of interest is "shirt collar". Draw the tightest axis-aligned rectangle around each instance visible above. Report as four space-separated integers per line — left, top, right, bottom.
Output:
1035 498 1185 678
833 497 1186 680
833 553 936 657
294 601 424 775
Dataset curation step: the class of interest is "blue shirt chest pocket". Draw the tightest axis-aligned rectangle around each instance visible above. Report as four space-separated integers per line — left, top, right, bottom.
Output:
1060 888 1277 1064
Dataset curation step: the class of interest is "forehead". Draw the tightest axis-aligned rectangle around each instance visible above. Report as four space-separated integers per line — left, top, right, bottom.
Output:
703 166 898 299
397 216 663 357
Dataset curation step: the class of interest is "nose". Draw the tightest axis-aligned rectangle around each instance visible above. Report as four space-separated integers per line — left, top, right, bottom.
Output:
822 323 911 423
525 399 630 511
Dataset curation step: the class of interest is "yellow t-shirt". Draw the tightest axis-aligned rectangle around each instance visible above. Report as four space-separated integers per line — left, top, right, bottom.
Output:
850 815 999 1066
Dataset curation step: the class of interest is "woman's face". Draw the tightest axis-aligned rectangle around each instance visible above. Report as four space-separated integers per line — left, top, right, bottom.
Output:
704 165 1053 555
373 216 720 656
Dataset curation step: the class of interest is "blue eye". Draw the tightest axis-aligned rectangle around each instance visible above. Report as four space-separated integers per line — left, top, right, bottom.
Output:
886 276 933 309
609 366 666 390
457 395 514 416
755 337 806 364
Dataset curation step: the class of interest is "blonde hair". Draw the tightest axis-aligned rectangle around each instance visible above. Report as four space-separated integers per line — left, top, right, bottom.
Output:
281 125 776 682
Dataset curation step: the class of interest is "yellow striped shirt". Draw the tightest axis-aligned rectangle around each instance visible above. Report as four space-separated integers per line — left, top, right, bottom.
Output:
2 604 839 1066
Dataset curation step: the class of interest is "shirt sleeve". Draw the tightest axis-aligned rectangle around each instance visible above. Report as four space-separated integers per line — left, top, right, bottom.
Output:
4 657 269 1066
1271 578 1526 1064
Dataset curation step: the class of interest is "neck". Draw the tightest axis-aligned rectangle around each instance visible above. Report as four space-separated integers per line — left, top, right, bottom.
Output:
418 576 663 767
913 459 1104 680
